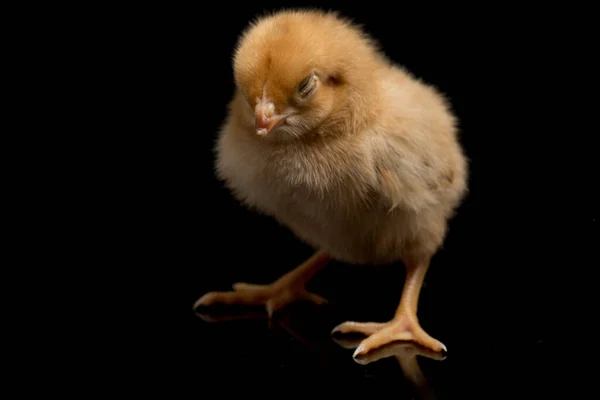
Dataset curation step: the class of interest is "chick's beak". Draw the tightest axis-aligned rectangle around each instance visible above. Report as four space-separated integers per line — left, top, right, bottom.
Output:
255 115 284 136
255 102 284 136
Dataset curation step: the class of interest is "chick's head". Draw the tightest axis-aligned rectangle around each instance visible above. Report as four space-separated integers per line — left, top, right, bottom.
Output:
231 10 379 140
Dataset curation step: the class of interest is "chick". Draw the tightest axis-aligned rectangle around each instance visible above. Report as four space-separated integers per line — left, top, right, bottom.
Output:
195 9 468 357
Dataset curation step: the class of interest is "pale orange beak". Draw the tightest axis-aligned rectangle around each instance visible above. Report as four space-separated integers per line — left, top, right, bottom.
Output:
255 114 284 136
254 100 284 136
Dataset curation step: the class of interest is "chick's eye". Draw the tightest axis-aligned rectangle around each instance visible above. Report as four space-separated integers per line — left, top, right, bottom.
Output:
298 74 317 98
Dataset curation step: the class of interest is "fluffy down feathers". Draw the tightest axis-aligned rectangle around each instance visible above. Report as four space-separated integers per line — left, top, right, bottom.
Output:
214 9 468 266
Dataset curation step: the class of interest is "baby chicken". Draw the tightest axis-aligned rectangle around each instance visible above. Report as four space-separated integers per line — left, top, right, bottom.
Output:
195 9 468 358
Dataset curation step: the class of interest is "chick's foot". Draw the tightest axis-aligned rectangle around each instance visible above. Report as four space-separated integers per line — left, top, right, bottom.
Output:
333 259 445 359
194 281 327 317
332 314 446 358
193 250 330 318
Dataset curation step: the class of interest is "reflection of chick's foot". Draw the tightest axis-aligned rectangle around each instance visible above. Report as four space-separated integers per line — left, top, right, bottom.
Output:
332 314 446 359
355 341 446 365
194 282 327 318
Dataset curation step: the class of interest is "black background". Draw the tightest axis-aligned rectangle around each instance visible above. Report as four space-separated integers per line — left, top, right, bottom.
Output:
65 1 596 397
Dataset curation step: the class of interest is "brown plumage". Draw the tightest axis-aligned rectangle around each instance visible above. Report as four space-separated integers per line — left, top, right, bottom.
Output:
195 9 468 358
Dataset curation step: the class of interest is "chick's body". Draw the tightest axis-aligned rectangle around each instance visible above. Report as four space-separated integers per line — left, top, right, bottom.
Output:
216 15 466 266
198 9 468 357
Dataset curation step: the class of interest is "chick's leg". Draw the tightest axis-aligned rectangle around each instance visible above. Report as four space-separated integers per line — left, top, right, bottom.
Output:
332 259 446 357
194 250 330 317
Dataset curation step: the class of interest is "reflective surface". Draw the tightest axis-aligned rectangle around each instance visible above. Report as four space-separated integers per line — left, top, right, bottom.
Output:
188 258 559 396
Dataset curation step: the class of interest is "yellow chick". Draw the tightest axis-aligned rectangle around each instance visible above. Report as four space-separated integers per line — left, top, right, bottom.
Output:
195 8 468 358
